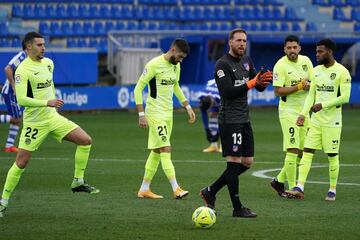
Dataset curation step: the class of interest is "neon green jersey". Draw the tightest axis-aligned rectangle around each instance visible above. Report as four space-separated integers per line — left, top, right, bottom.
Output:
301 61 351 127
134 54 186 119
273 55 313 118
15 57 56 123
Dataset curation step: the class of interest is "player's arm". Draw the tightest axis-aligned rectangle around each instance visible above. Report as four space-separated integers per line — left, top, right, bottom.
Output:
297 74 316 126
174 80 196 124
134 63 155 128
4 65 16 93
321 70 352 109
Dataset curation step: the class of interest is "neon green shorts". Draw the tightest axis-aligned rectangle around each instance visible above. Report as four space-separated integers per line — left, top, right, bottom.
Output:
280 116 308 151
304 123 342 153
18 114 79 151
147 116 173 149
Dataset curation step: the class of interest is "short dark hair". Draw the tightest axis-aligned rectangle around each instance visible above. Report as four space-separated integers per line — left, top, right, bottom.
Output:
317 38 336 52
229 28 247 40
172 38 190 54
284 35 299 45
23 32 44 48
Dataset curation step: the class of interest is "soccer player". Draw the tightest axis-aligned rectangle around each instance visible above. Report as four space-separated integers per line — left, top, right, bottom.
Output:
198 79 221 153
0 32 99 218
134 38 196 199
200 28 272 217
270 35 313 197
1 43 27 152
286 39 351 201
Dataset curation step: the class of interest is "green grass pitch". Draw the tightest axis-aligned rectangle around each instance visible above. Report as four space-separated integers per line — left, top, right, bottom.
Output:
0 108 359 240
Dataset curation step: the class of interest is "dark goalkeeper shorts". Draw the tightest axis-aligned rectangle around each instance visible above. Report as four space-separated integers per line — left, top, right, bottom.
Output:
219 122 254 158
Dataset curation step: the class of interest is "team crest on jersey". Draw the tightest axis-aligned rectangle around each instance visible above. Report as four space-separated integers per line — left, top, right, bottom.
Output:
142 67 148 76
15 75 21 83
47 65 52 72
173 66 177 73
217 69 225 78
243 62 250 71
290 138 295 144
330 73 336 80
232 145 238 152
25 138 31 145
302 65 308 72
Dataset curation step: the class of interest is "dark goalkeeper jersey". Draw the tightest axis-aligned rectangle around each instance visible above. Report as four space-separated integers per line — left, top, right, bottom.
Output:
214 53 264 124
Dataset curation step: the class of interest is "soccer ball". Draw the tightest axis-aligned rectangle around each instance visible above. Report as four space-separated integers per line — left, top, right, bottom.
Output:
192 206 216 228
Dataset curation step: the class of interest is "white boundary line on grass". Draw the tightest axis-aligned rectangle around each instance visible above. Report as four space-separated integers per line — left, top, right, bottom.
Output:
252 164 360 186
1 156 359 186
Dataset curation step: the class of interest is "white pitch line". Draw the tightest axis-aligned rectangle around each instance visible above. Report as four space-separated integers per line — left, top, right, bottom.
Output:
252 164 360 186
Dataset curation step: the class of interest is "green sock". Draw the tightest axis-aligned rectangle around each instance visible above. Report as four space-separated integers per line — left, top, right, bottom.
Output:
2 162 25 201
74 145 91 179
144 151 161 181
276 167 286 183
298 152 314 185
328 155 339 189
160 152 175 179
284 152 298 189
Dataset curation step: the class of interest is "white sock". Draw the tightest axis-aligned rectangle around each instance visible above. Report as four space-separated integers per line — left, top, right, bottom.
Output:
329 188 336 194
296 184 304 192
210 142 218 148
169 178 179 192
73 177 84 184
1 198 9 207
140 180 150 192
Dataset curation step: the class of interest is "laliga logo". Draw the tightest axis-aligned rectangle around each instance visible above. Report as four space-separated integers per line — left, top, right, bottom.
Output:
118 87 130 108
55 89 88 106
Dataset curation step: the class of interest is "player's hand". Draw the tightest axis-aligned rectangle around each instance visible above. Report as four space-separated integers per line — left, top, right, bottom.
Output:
47 99 64 108
303 79 311 91
138 115 148 128
296 114 305 126
257 70 273 85
297 79 310 91
187 108 196 124
311 103 322 113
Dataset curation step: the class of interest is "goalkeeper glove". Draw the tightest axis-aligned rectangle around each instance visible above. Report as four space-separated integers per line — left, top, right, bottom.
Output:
246 70 273 89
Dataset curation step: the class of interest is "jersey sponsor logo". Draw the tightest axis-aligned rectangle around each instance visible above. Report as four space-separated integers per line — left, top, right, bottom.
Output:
243 62 249 71
302 65 308 72
160 79 175 85
234 77 248 87
217 69 225 78
15 75 21 84
330 73 336 80
316 84 334 92
37 79 52 89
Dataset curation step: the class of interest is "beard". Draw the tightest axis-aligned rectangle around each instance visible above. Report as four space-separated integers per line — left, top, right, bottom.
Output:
317 57 330 65
169 56 177 65
287 53 298 61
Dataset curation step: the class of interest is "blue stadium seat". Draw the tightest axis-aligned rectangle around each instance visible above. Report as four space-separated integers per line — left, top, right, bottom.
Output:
122 5 134 19
0 22 8 36
243 7 255 20
61 22 74 36
50 21 62 36
77 38 88 48
220 22 232 30
285 7 301 20
68 4 79 18
180 7 195 20
354 22 360 31
263 0 283 5
263 7 274 20
346 0 360 6
234 0 251 4
94 21 106 35
249 22 259 31
313 0 331 6
73 22 85 36
12 4 23 18
331 0 346 6
126 21 138 30
67 38 78 48
0 38 12 47
272 7 283 20
280 22 290 31
111 5 123 19
260 22 270 31
57 4 68 19
204 7 216 20
306 22 317 31
292 22 302 31
106 21 116 31
84 21 95 36
11 38 21 48
269 22 279 31
100 5 112 19
34 4 47 19
116 21 126 30
89 38 99 49
46 5 57 19
148 21 159 30
23 4 35 19
333 8 351 21
39 21 51 36
351 8 360 21
253 6 265 20
194 7 205 20
79 4 90 18
99 38 107 53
